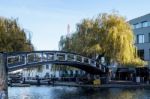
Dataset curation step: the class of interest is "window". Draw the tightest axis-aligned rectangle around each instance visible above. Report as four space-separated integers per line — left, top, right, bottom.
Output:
148 22 150 27
46 65 49 69
149 49 150 60
142 21 148 27
133 21 150 29
149 33 150 42
135 23 142 29
137 50 144 60
137 34 144 43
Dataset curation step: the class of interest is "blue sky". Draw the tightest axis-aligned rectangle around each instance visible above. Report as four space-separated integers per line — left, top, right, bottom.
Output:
0 0 150 50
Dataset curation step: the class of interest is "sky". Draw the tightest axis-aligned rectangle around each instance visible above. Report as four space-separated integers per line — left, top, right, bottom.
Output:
0 0 150 50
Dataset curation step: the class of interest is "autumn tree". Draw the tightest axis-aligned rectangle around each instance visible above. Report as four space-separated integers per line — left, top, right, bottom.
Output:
59 13 146 67
0 17 35 98
0 17 34 52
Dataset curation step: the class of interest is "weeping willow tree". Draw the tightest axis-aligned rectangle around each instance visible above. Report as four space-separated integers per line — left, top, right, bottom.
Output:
59 13 146 67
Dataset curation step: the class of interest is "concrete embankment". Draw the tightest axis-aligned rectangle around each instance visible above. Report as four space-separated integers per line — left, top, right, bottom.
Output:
51 82 150 89
10 80 150 89
10 83 30 87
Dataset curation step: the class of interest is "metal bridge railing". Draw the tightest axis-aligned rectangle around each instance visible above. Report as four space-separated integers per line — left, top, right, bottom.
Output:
6 51 104 72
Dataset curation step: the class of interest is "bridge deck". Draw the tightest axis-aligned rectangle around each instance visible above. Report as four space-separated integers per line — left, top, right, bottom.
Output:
1 51 106 75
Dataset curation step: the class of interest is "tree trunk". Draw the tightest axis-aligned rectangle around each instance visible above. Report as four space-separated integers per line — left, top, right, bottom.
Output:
0 53 8 99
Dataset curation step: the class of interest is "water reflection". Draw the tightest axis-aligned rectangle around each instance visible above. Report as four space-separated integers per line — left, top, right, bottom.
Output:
8 86 150 99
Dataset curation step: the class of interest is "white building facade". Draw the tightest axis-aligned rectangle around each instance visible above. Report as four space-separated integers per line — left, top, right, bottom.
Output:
22 64 59 79
22 64 85 79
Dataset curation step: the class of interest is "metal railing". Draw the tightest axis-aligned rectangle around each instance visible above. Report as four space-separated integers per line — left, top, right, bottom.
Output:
5 51 104 73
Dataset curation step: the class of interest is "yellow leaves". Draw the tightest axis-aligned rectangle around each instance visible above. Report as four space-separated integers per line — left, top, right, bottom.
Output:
85 44 102 54
59 12 146 67
124 58 147 68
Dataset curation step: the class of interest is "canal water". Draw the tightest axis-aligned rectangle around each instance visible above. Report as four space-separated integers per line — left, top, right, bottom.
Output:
8 86 150 99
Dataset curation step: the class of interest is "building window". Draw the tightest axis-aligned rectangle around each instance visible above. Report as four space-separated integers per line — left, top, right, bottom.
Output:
142 21 148 27
149 33 150 42
46 65 49 69
148 22 150 27
135 23 142 29
137 50 144 60
149 49 150 60
137 34 144 43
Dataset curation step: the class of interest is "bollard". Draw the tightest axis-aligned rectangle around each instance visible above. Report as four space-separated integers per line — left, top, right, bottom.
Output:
0 53 8 99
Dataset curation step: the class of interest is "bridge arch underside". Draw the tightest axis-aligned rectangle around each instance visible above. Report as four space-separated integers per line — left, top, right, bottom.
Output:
8 61 104 75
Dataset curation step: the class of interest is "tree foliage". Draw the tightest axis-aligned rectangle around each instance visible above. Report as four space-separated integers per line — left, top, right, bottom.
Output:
59 13 146 67
0 17 34 52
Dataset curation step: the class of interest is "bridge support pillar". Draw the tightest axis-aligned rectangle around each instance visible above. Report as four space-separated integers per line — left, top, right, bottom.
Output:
0 53 8 99
99 65 101 70
54 53 57 60
74 55 77 61
65 54 67 61
81 57 84 63
88 59 91 64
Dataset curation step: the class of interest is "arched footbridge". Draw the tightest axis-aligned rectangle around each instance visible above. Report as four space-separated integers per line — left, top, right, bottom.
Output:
2 51 106 75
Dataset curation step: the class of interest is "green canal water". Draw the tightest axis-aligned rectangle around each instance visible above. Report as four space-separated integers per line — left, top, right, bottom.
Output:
8 86 150 99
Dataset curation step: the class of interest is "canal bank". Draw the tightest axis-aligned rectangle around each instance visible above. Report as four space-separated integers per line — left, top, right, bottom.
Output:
51 82 150 89
10 80 150 89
